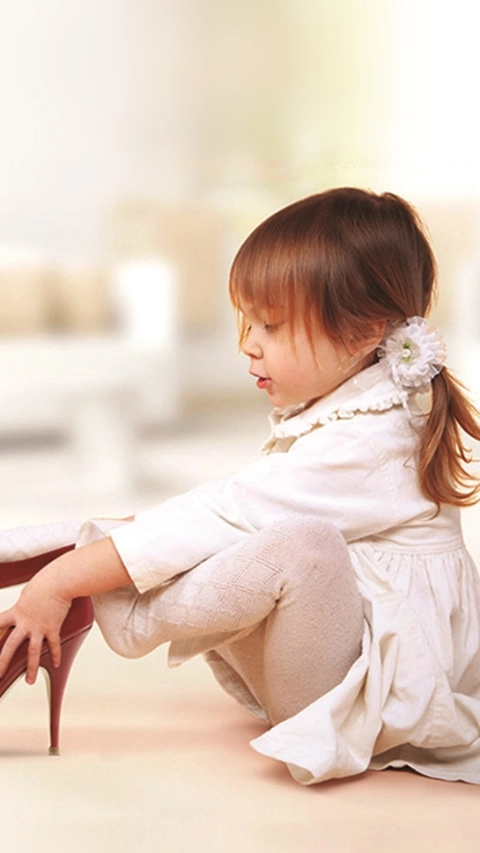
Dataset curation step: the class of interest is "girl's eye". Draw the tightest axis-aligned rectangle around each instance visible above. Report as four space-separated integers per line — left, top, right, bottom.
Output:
263 322 283 334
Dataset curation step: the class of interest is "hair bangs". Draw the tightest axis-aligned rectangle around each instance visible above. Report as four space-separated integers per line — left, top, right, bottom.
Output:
229 212 321 346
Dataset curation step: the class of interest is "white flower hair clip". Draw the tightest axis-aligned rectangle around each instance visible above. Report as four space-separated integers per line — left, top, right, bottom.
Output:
378 316 447 393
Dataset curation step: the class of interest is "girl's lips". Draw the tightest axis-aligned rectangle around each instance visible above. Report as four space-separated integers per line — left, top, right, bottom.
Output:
254 375 271 390
249 369 271 390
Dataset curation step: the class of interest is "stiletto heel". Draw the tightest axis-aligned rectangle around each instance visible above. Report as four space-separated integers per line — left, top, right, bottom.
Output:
0 596 94 754
43 628 90 755
0 545 75 589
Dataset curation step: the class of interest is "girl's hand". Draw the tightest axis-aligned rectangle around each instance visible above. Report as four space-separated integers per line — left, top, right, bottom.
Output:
0 536 132 685
0 573 72 685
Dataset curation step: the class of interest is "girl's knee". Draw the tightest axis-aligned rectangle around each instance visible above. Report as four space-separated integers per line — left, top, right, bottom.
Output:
260 516 351 577
264 516 347 550
259 517 360 613
285 516 347 549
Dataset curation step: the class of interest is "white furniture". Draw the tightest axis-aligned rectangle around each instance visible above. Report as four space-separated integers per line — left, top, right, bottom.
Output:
0 255 181 494
0 335 180 494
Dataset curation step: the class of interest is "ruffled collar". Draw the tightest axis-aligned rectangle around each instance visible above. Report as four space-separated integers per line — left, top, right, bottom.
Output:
261 363 411 450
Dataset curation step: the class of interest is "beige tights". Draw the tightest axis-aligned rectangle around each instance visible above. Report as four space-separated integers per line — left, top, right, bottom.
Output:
93 518 363 725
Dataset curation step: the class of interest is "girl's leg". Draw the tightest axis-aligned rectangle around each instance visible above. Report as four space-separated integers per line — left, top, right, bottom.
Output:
93 518 363 722
206 522 364 724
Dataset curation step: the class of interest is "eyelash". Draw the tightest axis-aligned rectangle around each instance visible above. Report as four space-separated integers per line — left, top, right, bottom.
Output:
244 321 281 335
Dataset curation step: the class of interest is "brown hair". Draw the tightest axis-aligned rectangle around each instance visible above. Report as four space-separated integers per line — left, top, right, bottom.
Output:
229 187 480 507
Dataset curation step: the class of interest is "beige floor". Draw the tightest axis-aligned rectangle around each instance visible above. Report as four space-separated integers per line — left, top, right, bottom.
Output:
1 398 480 852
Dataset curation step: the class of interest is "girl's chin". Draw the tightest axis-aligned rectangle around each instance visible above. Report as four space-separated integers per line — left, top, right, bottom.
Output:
266 392 299 409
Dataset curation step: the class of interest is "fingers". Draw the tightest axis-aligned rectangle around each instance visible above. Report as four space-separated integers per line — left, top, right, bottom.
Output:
25 632 62 684
44 633 62 671
0 614 62 685
0 620 25 678
25 634 44 685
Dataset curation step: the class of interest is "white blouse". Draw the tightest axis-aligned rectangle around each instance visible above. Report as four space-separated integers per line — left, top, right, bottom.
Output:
107 363 480 785
111 365 462 592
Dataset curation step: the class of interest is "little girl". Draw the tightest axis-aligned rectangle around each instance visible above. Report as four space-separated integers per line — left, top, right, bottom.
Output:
1 187 480 785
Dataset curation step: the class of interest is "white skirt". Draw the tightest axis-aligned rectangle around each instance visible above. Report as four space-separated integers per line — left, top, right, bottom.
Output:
248 541 480 785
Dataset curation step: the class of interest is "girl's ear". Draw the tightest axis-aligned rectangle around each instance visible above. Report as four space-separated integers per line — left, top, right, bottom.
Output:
347 320 387 356
363 319 387 349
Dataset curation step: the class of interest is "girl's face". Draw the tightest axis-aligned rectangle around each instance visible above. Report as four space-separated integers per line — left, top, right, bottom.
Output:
240 304 359 409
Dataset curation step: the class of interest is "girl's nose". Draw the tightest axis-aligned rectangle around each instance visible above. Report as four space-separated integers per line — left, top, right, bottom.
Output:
241 328 262 359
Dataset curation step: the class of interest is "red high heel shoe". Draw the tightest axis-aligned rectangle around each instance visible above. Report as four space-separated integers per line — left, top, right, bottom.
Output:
0 595 94 754
0 545 75 588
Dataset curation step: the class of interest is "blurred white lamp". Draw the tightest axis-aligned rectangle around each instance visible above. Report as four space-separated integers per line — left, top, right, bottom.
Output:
113 257 179 349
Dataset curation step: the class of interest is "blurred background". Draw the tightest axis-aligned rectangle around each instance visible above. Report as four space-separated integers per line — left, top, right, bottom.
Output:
0 0 479 523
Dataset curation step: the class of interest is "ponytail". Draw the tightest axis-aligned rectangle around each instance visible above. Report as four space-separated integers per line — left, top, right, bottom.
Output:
419 368 480 506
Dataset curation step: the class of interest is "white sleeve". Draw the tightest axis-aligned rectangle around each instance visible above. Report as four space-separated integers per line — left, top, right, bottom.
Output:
110 415 408 593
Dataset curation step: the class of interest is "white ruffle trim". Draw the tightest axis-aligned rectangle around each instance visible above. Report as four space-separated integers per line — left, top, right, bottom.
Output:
261 364 407 447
